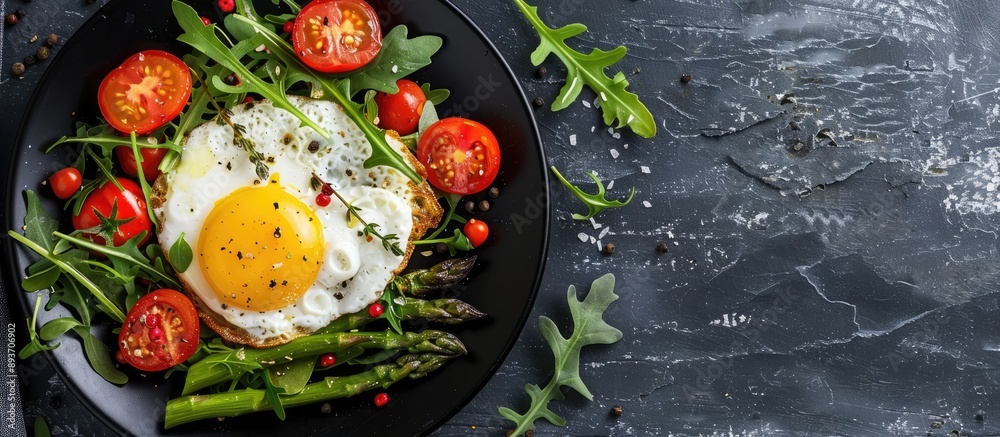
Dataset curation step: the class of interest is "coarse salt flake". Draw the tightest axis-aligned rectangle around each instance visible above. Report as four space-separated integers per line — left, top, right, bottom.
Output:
610 149 620 159
590 217 602 229
582 100 591 108
569 134 577 146
643 201 652 208
640 166 651 174
607 180 615 190
391 65 398 73
598 227 610 239
577 232 589 242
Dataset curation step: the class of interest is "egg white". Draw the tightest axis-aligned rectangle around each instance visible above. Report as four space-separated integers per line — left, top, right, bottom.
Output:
155 96 416 344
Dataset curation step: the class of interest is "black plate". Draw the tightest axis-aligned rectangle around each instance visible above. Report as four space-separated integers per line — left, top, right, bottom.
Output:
2 0 547 435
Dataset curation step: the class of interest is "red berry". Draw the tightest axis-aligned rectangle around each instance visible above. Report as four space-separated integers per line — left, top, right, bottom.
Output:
283 20 294 34
242 96 254 104
321 183 333 195
373 392 389 407
368 303 384 318
315 193 331 207
318 353 337 368
217 0 235 13
200 16 211 26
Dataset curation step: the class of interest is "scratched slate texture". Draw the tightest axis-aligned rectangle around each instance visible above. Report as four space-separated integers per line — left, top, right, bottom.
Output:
4 0 1000 436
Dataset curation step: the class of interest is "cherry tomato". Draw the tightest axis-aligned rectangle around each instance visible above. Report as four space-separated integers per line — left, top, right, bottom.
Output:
49 167 83 200
114 145 167 182
72 177 152 247
118 289 200 372
292 0 382 73
374 80 426 135
97 50 192 135
283 20 294 34
463 219 489 248
417 118 501 195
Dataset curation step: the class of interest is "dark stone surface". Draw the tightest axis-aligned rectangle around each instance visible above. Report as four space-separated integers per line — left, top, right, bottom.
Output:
3 0 1000 435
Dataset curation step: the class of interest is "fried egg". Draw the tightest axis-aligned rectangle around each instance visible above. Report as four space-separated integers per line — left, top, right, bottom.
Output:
153 96 438 347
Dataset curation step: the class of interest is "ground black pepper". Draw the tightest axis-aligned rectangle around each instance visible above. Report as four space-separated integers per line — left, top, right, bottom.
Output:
11 62 25 76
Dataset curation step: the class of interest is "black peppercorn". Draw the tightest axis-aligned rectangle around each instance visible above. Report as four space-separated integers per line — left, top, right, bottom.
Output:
320 403 332 414
434 243 448 254
464 201 475 213
534 66 547 79
87 0 97 4
602 243 615 255
224 73 239 86
478 200 490 212
11 62 25 76
36 46 50 61
46 33 58 47
611 405 623 417
532 97 544 108
488 187 500 198
16 9 26 18
680 74 692 84
5 14 18 26
23 55 35 66
307 140 320 153
524 430 534 437
656 242 668 254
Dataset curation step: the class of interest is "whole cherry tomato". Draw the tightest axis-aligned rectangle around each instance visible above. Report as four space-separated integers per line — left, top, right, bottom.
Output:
118 289 200 372
72 177 152 247
97 50 192 135
114 145 167 182
463 219 489 248
49 167 83 200
374 80 427 135
292 0 382 73
417 118 501 195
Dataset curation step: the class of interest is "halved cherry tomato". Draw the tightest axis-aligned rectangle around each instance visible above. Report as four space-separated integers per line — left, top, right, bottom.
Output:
417 118 501 195
114 145 167 182
49 167 83 200
292 0 382 73
118 289 200 372
375 79 426 135
463 219 489 248
72 177 152 247
97 50 192 135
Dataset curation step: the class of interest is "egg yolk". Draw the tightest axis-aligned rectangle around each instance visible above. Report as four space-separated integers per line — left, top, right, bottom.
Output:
198 175 324 312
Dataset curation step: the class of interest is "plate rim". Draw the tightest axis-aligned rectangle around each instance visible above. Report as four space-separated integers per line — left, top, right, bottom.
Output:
2 0 549 434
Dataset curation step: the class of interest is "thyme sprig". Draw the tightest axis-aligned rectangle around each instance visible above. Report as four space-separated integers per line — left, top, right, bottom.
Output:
311 173 404 257
217 108 269 181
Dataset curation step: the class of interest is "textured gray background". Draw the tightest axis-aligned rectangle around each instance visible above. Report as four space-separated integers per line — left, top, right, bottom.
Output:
3 0 1000 435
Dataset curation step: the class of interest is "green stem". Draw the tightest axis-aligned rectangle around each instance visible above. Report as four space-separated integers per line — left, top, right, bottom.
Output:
7 231 125 323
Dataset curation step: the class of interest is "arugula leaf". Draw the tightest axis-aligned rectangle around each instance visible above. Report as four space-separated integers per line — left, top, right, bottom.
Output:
22 191 58 252
413 229 473 256
498 274 623 434
380 283 404 335
261 371 287 420
19 295 59 359
39 317 82 342
419 83 450 105
73 325 128 385
34 416 51 437
168 232 194 273
345 26 443 97
513 0 656 138
550 166 634 220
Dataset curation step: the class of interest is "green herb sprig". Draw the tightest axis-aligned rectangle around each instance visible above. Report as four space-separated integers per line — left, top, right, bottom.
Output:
311 173 404 257
514 0 656 138
550 166 634 220
499 274 623 434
